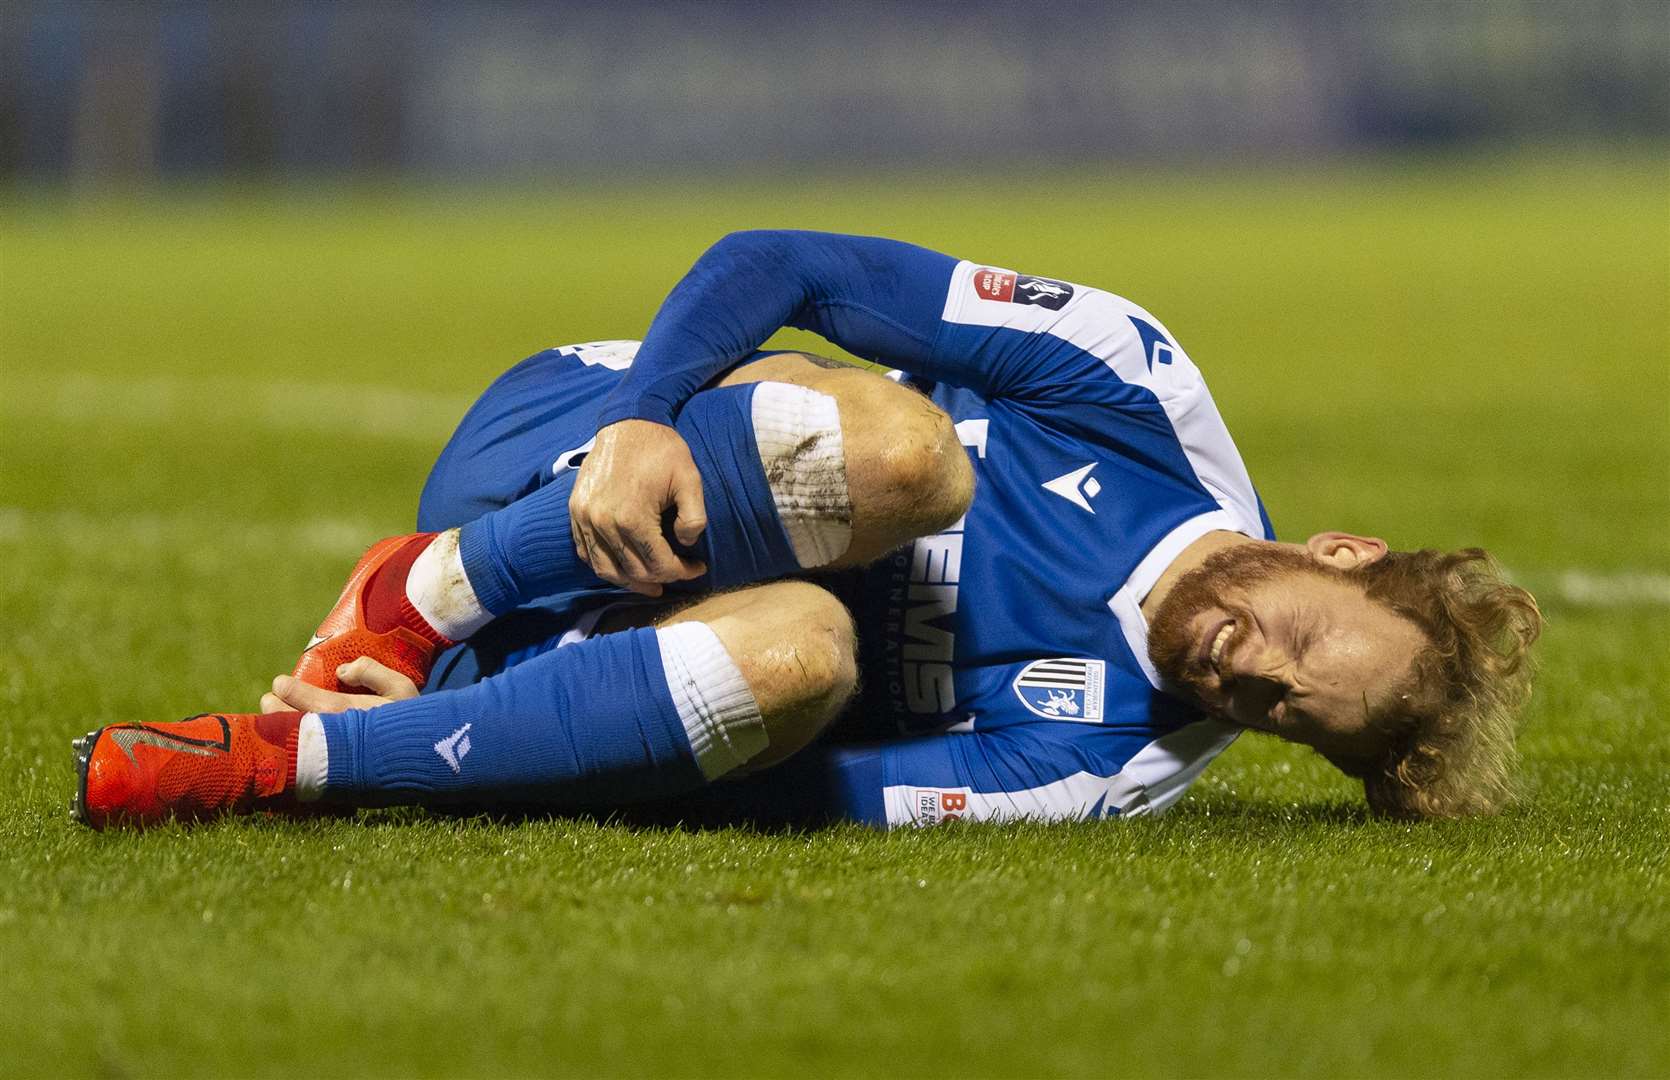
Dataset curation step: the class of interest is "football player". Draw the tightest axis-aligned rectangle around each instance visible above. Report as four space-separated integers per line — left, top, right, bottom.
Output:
72 231 1541 828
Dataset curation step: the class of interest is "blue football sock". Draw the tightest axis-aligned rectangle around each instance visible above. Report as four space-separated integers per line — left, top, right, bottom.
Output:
455 466 591 616
455 380 850 613
315 623 764 805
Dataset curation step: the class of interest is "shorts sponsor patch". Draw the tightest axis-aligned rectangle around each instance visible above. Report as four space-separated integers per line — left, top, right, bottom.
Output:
969 268 1075 310
1012 657 1105 722
911 787 971 824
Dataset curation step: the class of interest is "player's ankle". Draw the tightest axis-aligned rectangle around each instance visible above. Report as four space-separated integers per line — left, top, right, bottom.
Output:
361 533 440 637
254 710 329 808
401 529 492 643
362 531 492 646
251 710 305 798
293 712 329 802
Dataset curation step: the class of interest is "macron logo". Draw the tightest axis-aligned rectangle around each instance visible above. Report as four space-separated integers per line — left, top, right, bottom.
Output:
434 723 473 773
1042 462 1102 514
1128 315 1175 371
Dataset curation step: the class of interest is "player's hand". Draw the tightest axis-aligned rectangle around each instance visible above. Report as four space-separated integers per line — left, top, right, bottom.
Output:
260 658 420 714
569 419 708 596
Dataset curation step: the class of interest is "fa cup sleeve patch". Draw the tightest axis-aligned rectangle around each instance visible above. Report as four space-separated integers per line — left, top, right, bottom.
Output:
972 267 1017 302
1013 276 1074 309
970 268 1075 310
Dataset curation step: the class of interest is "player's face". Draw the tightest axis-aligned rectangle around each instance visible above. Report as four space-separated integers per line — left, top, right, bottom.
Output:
1148 545 1426 761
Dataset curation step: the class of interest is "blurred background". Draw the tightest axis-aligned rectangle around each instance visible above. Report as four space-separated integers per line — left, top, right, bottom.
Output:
3 0 1667 181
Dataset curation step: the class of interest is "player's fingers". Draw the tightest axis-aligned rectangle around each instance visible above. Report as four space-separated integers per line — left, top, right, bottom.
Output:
671 464 708 548
269 674 355 715
569 487 597 571
260 692 287 713
570 514 609 579
578 523 627 588
337 657 420 701
623 578 664 598
603 527 651 583
571 519 591 569
602 521 665 596
620 521 696 588
574 521 608 582
586 510 641 578
635 509 705 581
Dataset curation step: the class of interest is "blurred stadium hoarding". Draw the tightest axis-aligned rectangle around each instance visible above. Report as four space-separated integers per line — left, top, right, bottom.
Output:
3 0 1666 182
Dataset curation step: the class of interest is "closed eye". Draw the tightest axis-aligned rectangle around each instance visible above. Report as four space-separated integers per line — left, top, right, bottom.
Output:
1294 612 1319 660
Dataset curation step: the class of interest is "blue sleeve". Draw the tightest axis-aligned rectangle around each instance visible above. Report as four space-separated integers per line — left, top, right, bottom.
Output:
597 230 1028 428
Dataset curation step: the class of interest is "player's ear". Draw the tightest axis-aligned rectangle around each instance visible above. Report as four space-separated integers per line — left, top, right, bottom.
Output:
1306 531 1388 569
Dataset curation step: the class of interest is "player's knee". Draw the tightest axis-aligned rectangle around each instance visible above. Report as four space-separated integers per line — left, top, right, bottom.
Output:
659 581 855 775
874 395 974 534
763 581 858 713
797 587 860 713
758 589 856 770
707 582 855 762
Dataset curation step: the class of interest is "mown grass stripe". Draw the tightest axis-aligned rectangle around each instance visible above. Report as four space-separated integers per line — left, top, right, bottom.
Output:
1544 569 1670 608
1 371 471 441
0 506 381 557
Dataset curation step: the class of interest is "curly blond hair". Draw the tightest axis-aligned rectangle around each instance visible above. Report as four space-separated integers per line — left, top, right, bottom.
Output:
1334 548 1543 818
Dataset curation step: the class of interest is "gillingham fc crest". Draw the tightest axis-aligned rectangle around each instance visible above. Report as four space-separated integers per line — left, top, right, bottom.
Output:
1012 658 1106 722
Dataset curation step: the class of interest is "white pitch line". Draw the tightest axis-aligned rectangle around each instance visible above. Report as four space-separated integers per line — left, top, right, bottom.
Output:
0 372 472 441
1541 570 1670 609
0 506 385 558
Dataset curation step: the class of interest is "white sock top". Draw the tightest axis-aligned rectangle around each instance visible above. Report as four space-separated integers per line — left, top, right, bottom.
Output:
750 381 852 568
406 529 493 642
656 622 766 781
294 712 329 802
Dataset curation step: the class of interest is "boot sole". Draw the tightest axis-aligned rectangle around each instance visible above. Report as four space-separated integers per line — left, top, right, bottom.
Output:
70 728 104 826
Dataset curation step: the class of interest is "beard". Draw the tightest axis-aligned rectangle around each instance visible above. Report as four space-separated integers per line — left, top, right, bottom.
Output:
1146 543 1320 701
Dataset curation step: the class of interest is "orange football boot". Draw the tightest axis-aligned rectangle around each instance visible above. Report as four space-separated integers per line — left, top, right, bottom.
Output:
292 533 449 694
72 712 301 829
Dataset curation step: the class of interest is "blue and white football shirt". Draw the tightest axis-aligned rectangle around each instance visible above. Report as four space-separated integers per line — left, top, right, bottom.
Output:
824 259 1274 825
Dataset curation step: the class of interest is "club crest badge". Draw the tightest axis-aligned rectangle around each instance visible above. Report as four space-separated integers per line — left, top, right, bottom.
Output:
1012 658 1105 722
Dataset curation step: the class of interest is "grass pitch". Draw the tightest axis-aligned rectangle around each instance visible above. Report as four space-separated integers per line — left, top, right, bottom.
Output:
1 154 1667 1078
